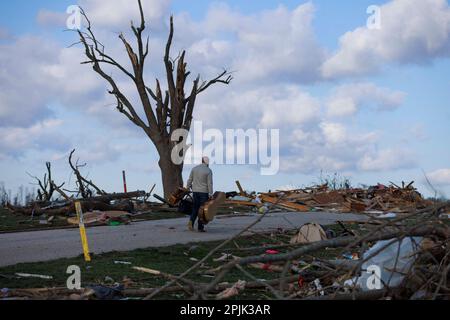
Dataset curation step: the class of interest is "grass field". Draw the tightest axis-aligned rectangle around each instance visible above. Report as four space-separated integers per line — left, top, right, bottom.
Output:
0 224 350 299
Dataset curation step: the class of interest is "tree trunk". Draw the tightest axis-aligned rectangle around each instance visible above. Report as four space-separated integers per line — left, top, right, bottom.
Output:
157 146 184 199
77 4 231 200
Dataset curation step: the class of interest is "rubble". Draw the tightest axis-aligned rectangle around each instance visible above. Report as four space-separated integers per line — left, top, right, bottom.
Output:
5 175 432 231
219 181 433 216
1 177 448 301
3 154 165 226
141 201 449 301
67 211 131 226
6 191 148 217
2 206 448 301
216 280 246 300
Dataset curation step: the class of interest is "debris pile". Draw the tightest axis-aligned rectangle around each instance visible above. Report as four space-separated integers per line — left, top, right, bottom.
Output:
5 191 153 226
185 203 450 300
2 203 448 300
222 181 432 215
3 152 165 227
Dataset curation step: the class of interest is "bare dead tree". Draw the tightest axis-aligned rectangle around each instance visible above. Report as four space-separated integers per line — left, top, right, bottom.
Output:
76 0 232 198
68 149 107 198
0 182 10 206
27 162 64 202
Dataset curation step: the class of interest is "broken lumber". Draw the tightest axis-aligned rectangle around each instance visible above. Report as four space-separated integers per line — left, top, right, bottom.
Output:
260 195 310 212
236 181 245 195
223 200 261 207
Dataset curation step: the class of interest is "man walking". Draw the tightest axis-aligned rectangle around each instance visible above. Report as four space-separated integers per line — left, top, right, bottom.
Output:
186 156 213 232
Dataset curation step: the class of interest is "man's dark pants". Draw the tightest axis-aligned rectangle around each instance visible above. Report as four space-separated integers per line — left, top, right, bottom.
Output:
191 192 209 231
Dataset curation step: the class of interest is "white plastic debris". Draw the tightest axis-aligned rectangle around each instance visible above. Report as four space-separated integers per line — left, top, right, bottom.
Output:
377 213 397 219
313 279 325 296
231 196 252 202
213 253 233 262
439 213 450 220
353 237 422 291
365 210 385 215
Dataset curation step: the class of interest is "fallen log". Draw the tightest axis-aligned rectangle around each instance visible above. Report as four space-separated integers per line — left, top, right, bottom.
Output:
7 201 134 216
6 191 145 216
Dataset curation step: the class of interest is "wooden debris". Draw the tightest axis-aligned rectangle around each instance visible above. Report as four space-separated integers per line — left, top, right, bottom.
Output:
235 181 246 195
222 181 431 215
216 280 246 300
7 191 146 217
67 211 131 226
259 195 310 212
223 200 261 207
167 188 190 207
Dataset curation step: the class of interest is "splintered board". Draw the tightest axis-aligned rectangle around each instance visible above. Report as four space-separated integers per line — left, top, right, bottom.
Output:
259 195 310 212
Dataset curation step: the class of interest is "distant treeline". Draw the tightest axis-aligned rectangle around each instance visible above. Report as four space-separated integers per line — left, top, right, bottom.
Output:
0 182 35 206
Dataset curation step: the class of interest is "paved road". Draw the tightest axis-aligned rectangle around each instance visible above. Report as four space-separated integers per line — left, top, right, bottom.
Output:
0 212 366 267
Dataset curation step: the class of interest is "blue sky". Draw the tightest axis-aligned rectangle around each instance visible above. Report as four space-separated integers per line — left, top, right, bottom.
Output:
0 0 449 200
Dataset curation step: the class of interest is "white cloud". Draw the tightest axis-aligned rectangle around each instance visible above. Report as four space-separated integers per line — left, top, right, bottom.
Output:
358 148 416 171
197 80 410 176
230 3 325 83
320 122 348 145
408 124 427 141
75 140 122 163
259 87 321 128
173 2 325 84
44 47 106 106
426 168 450 186
0 35 113 127
0 34 143 160
198 84 320 130
0 0 431 182
0 36 60 127
78 0 171 30
326 83 405 117
0 119 68 157
322 0 450 78
281 121 380 174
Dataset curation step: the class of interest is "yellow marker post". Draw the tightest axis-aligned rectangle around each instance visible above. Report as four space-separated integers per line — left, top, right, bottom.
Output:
75 201 91 262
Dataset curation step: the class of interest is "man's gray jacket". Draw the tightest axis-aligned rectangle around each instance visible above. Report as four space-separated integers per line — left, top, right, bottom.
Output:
187 164 213 195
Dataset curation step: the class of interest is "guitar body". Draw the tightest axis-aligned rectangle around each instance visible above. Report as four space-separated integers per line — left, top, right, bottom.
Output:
199 192 226 224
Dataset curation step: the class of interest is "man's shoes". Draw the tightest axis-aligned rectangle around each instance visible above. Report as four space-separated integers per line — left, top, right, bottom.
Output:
188 220 194 231
198 229 206 233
